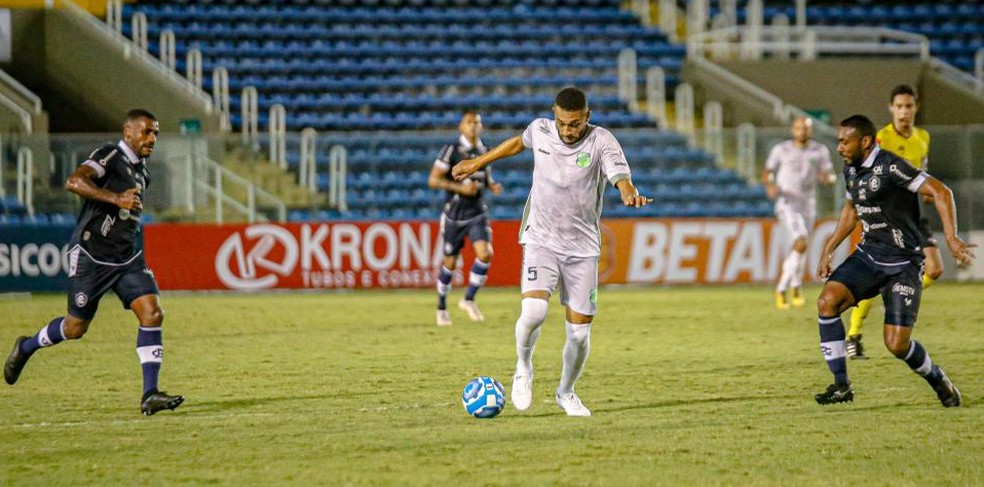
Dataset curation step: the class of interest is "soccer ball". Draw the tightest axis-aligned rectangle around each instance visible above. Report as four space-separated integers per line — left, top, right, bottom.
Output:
461 376 505 419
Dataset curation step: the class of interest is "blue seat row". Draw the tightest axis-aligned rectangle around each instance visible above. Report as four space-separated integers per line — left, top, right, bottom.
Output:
129 5 639 25
205 73 681 96
233 111 653 131
227 93 628 113
0 212 77 227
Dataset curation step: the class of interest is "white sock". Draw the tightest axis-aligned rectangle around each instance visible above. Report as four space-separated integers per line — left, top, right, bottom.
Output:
558 321 591 395
791 250 806 289
777 251 799 293
515 298 548 378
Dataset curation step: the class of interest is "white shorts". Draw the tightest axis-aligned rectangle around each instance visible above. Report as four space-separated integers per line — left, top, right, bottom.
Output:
775 200 815 241
520 245 598 316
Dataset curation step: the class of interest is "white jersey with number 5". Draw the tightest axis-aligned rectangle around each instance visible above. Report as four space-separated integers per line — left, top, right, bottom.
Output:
519 118 631 258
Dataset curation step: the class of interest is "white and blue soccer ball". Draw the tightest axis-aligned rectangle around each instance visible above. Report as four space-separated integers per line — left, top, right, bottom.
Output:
462 376 505 419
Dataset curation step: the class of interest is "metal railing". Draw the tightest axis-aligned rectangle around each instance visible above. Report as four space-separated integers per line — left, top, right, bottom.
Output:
16 147 34 216
299 128 318 194
269 104 287 168
186 48 203 90
241 86 259 150
212 67 230 131
674 83 695 143
617 49 639 111
159 29 176 71
644 66 667 127
688 26 930 61
929 57 984 97
172 153 286 224
0 68 43 134
327 145 348 212
658 0 678 42
60 0 213 115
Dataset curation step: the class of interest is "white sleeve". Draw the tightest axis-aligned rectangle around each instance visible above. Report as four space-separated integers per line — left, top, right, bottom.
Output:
819 144 834 173
599 131 630 184
521 121 537 148
765 145 781 172
432 145 453 171
83 160 107 178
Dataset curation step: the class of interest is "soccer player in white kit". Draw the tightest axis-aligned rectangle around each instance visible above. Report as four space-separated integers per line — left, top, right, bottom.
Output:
452 87 652 416
762 117 837 309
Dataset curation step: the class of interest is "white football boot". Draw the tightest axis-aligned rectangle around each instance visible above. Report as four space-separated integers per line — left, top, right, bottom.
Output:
435 309 452 327
458 299 485 322
556 391 591 417
511 375 533 410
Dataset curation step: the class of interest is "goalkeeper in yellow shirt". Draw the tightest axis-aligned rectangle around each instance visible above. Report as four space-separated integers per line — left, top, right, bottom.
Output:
847 84 941 359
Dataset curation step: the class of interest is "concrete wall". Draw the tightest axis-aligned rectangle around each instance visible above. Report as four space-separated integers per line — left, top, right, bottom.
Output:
1 7 222 134
710 60 925 127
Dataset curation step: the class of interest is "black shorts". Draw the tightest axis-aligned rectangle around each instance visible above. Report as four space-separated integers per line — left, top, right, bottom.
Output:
66 247 160 320
828 251 923 327
440 214 491 257
918 216 937 248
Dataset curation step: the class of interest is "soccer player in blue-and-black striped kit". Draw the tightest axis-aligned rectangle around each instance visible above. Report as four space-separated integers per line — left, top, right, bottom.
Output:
4 109 183 416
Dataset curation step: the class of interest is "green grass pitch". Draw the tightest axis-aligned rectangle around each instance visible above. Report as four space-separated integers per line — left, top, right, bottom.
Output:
2 283 983 486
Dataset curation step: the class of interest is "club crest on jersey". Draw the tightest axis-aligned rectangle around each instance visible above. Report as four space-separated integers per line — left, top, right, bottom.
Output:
868 176 880 192
574 152 591 168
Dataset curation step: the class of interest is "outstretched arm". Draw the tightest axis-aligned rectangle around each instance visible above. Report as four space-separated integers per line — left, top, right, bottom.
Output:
918 176 976 265
817 200 858 279
451 135 525 180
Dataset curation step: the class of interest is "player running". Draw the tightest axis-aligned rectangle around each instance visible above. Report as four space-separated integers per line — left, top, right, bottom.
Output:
813 115 974 407
452 87 652 416
4 109 184 416
762 117 836 310
847 85 939 359
428 110 502 327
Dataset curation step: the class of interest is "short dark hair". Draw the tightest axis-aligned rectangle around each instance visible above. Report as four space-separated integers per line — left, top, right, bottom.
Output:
890 84 917 103
840 114 877 140
461 109 479 118
554 87 588 111
125 109 157 124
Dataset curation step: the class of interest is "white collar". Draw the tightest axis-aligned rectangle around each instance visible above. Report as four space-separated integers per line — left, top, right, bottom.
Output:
118 140 142 165
860 145 880 169
459 134 485 152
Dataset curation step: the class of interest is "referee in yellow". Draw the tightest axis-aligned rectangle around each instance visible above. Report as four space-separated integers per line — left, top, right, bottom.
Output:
847 84 940 359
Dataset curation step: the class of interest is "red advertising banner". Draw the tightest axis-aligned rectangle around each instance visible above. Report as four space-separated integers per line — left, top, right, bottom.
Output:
143 218 848 291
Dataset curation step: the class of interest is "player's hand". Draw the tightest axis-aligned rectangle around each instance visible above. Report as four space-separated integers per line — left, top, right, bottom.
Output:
766 184 778 200
457 180 479 197
622 192 653 208
945 235 977 267
116 187 142 211
817 252 834 280
489 182 503 196
452 159 480 181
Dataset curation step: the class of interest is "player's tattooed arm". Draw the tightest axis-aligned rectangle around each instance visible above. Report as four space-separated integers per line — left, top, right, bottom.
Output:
452 135 525 180
66 165 143 211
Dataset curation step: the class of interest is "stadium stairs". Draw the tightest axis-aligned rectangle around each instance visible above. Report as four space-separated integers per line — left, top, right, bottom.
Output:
119 0 773 221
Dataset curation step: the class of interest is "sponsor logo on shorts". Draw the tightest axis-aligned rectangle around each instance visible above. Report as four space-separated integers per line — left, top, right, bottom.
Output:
589 288 597 304
873 166 883 175
75 292 88 308
892 228 905 248
575 152 591 168
892 283 916 297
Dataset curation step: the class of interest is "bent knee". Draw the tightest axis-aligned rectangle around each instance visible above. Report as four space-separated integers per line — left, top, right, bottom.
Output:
141 307 165 326
884 337 910 358
63 320 90 339
816 292 842 316
793 237 808 253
